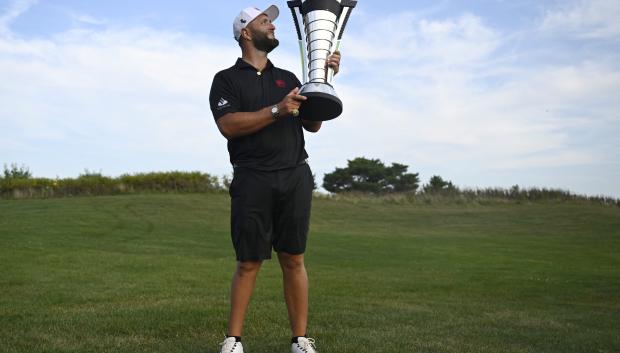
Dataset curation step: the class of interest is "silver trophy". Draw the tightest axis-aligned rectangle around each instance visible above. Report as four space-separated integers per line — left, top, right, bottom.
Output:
288 0 356 121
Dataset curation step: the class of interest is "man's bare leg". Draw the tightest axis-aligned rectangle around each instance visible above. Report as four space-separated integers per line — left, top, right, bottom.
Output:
277 252 308 337
227 260 263 337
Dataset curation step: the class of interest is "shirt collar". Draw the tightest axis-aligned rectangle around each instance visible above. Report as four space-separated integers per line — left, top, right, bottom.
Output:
235 58 274 72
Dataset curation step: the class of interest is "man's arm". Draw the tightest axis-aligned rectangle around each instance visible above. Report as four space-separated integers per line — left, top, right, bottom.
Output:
216 108 274 140
301 120 322 133
216 87 307 139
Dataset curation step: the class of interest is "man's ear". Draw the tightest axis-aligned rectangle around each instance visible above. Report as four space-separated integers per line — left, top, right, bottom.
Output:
241 27 251 42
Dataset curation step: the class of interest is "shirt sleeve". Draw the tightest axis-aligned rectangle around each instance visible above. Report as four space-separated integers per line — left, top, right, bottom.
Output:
209 72 240 121
293 74 302 89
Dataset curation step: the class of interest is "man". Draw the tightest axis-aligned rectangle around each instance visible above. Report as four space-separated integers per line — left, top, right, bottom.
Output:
209 4 341 353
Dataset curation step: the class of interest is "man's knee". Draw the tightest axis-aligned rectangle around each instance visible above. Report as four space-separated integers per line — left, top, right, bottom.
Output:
278 252 305 272
236 261 262 276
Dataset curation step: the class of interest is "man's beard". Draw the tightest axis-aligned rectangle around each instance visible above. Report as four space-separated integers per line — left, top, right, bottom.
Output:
253 31 279 53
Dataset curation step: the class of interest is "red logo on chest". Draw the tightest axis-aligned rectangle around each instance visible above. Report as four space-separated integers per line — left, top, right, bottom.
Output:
275 79 286 88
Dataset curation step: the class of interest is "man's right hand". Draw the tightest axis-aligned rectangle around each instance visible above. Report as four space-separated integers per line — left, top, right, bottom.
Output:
278 87 307 117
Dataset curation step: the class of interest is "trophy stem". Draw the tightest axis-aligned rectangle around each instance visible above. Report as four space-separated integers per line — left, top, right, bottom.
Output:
297 40 308 83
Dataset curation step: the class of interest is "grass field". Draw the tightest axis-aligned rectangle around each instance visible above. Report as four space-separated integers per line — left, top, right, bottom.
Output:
1 193 619 353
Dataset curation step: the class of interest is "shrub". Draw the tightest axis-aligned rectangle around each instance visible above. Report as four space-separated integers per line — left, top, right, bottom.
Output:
2 163 32 180
323 157 419 194
0 171 223 199
422 175 459 195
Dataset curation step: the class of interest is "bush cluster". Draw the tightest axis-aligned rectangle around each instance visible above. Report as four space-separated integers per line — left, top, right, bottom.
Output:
0 171 223 199
323 157 420 193
2 161 618 206
322 186 619 207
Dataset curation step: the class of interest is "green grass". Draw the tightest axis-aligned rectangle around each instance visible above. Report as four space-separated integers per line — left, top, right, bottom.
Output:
1 193 619 353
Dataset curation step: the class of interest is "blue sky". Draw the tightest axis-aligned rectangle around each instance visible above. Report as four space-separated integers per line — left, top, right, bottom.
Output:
1 0 619 197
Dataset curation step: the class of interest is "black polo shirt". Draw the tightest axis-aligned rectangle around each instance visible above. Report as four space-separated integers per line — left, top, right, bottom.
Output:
209 58 309 171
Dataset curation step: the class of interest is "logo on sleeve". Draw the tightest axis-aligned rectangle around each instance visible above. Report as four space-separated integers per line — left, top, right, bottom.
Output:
275 79 286 88
217 98 230 110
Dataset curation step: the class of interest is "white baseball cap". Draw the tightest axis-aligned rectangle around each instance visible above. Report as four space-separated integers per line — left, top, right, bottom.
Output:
233 5 280 41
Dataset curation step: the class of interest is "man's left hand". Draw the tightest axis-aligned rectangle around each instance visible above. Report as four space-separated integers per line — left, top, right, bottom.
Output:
327 50 341 75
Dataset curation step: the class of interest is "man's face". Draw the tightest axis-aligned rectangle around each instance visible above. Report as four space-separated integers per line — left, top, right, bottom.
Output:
246 14 279 53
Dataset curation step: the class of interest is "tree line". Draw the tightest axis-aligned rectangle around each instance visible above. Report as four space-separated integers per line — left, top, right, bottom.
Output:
1 163 221 199
2 161 618 206
321 157 618 205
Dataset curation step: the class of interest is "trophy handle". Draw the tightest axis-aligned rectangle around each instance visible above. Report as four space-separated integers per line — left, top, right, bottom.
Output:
337 1 357 40
327 1 356 83
288 1 308 83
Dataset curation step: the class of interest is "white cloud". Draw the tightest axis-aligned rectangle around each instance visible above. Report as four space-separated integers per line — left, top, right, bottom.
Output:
0 0 38 36
68 12 108 26
346 12 500 69
541 0 620 39
0 27 243 176
322 60 618 167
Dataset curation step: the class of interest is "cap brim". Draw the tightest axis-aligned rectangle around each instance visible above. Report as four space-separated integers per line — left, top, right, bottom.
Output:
261 5 279 22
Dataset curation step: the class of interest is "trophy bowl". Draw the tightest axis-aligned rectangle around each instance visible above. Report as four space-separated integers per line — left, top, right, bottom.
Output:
298 83 342 121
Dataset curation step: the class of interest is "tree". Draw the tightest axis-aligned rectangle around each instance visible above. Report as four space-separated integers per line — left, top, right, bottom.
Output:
2 163 32 180
422 175 457 194
322 157 419 193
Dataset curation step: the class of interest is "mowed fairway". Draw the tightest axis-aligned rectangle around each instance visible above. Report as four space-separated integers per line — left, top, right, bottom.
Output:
1 193 619 353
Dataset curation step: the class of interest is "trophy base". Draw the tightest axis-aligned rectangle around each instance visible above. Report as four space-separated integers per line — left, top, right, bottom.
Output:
298 82 343 121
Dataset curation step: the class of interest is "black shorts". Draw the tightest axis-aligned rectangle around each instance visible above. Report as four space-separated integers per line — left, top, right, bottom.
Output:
229 163 313 261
